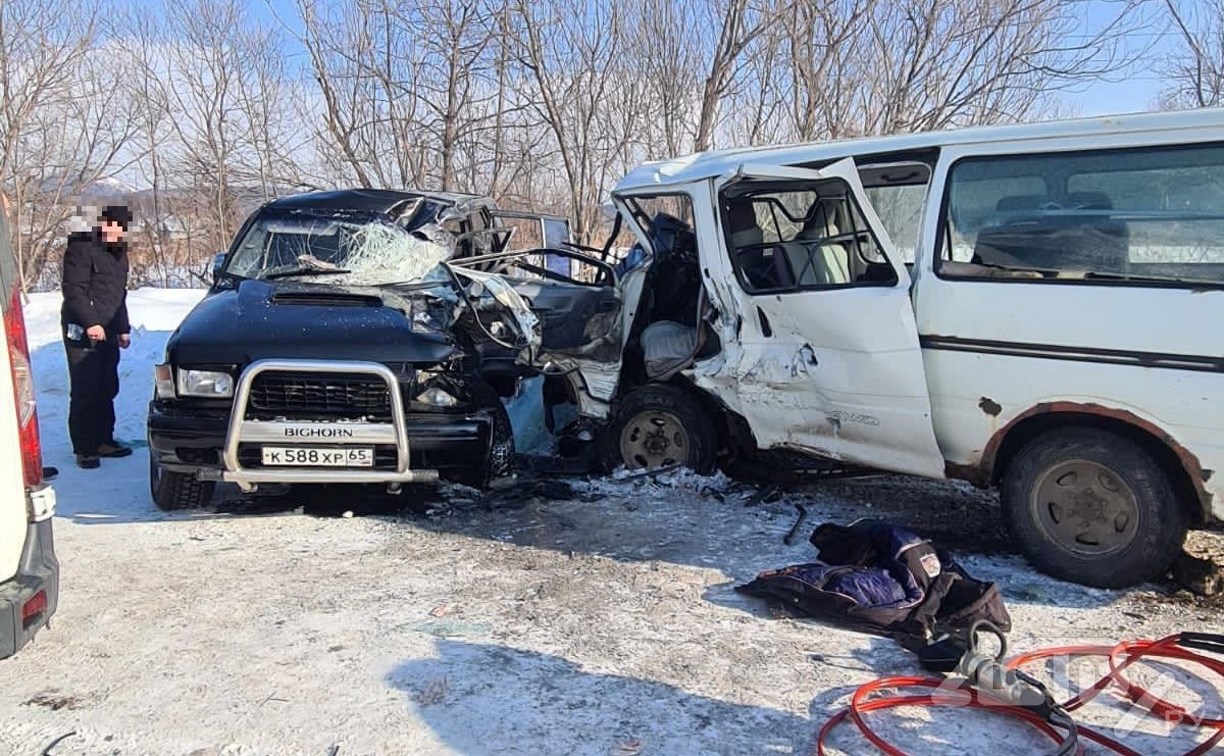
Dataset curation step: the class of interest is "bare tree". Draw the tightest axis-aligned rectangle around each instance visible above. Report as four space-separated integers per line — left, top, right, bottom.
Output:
161 0 245 255
761 0 1153 144
232 23 308 200
157 0 304 262
775 0 869 141
0 0 115 289
19 43 143 287
297 0 430 189
692 0 787 151
507 0 643 242
1161 0 1224 108
408 0 499 192
870 0 1145 132
113 6 175 284
631 0 704 157
482 6 554 206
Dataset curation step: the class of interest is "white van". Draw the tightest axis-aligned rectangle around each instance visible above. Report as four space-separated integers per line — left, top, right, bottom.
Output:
0 199 58 658
553 109 1223 588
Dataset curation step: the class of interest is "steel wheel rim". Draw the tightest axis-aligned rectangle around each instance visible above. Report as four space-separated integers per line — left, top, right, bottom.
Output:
620 409 690 470
1031 458 1140 557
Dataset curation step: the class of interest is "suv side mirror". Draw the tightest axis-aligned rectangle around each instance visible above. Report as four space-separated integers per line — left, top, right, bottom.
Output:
211 252 226 284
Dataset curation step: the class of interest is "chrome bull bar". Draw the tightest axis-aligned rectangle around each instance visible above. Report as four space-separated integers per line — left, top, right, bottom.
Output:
221 358 439 492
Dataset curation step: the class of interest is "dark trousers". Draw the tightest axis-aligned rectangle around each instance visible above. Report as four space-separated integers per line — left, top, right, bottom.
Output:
64 338 120 455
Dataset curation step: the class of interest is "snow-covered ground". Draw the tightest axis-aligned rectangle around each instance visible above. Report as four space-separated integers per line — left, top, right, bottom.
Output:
1 289 1220 755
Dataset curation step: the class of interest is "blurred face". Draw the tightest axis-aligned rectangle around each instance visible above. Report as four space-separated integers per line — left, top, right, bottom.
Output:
101 219 125 243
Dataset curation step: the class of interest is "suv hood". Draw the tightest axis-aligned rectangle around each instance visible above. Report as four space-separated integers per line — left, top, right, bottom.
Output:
166 279 459 366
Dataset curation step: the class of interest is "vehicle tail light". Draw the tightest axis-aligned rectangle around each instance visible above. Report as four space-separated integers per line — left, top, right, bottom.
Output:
5 281 42 488
21 589 46 627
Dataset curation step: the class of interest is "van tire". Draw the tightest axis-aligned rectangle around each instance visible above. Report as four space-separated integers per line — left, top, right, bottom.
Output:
1000 427 1188 589
150 456 216 511
603 384 716 474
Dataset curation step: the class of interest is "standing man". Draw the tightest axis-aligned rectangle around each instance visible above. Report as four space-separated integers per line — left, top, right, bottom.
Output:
61 205 133 469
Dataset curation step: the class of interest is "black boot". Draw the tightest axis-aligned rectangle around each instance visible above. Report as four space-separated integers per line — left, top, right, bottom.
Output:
98 440 133 458
76 454 100 469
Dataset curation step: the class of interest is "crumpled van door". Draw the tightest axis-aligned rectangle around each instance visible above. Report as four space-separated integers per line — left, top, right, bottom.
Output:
708 159 945 478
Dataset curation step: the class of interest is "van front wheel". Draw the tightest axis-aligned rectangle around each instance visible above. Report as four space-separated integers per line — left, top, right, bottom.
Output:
604 384 716 474
1000 427 1188 589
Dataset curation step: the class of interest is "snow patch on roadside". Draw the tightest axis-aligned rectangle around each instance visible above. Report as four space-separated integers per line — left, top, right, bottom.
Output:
26 288 205 520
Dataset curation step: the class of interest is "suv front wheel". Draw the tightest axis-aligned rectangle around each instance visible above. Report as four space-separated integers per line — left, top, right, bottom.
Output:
150 456 216 511
1000 427 1189 588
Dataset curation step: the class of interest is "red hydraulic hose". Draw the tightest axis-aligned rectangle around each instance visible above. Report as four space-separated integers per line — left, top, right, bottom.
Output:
1105 637 1224 729
816 676 1136 756
816 676 1076 756
1007 634 1224 755
816 633 1223 756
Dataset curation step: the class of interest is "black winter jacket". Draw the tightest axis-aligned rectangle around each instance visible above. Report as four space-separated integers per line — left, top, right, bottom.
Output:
60 232 130 337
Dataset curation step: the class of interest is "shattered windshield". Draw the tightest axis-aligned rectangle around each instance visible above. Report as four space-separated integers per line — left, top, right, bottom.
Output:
224 212 455 286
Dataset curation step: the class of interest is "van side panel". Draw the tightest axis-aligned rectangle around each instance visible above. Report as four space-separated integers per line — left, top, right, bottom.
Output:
920 347 1224 518
915 136 1224 521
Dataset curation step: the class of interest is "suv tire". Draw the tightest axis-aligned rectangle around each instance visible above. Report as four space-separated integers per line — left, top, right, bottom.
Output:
150 455 216 511
449 383 515 489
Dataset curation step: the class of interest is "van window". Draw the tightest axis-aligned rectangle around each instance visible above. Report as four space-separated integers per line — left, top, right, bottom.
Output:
722 181 898 293
857 160 933 264
940 144 1224 287
864 184 926 263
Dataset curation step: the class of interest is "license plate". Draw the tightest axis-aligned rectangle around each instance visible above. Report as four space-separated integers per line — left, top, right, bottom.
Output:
260 446 374 467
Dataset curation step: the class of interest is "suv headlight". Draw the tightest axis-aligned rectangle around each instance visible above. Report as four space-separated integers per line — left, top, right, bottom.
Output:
176 369 234 398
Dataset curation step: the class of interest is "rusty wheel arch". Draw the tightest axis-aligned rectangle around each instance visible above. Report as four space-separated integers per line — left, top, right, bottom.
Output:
949 401 1212 525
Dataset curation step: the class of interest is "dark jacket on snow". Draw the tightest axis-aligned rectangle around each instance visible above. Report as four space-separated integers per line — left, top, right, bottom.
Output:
60 231 130 337
736 519 1011 641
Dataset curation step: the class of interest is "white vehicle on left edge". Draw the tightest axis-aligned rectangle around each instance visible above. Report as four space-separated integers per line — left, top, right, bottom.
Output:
0 198 58 659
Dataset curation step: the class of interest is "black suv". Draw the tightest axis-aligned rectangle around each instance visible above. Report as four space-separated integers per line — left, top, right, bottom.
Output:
146 189 595 509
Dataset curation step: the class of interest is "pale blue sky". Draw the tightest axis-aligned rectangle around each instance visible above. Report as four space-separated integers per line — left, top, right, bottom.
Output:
1064 0 1178 115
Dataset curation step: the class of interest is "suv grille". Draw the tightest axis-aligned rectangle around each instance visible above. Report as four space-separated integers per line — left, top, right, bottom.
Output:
247 371 393 421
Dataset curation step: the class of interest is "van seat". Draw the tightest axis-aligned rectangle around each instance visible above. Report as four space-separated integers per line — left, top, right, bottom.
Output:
973 192 1128 272
787 200 851 286
642 321 699 380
